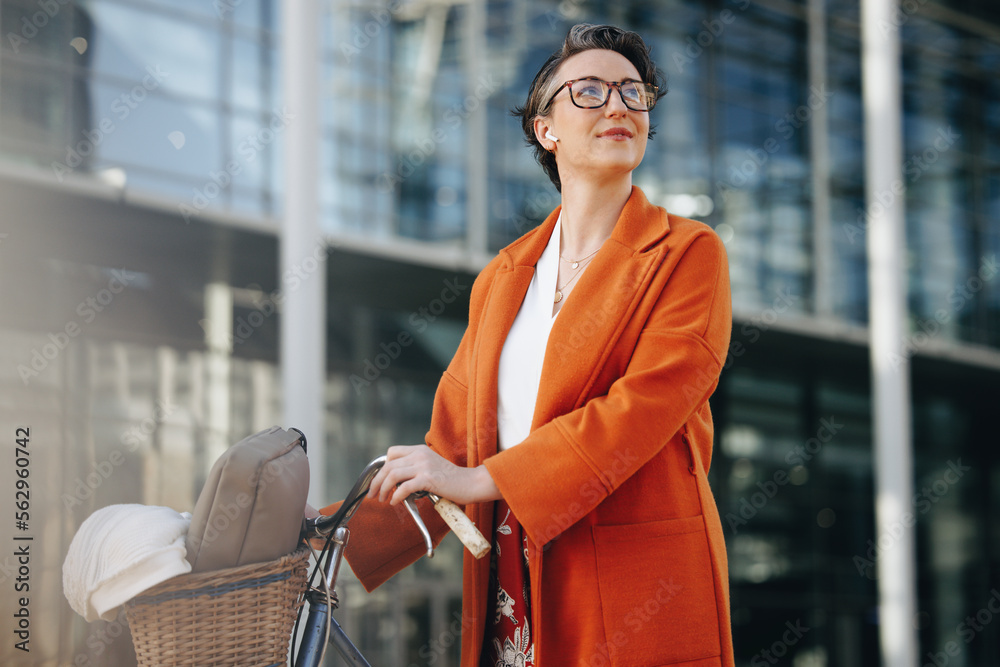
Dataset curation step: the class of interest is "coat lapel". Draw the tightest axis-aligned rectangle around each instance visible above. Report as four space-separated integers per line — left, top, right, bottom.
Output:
534 186 670 427
470 213 557 463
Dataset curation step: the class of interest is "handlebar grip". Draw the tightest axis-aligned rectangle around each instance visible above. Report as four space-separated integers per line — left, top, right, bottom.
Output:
431 496 491 559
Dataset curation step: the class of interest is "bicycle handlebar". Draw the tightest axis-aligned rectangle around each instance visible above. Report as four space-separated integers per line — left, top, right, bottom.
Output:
417 493 491 559
305 456 387 539
303 455 490 560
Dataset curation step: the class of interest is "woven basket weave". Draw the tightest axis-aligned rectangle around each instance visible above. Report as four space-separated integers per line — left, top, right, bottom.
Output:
124 545 310 667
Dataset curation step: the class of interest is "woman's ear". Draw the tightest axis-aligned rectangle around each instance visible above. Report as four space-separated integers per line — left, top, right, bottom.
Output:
534 117 558 151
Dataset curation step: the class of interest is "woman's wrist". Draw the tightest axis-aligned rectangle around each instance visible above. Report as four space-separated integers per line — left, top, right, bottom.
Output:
473 464 503 503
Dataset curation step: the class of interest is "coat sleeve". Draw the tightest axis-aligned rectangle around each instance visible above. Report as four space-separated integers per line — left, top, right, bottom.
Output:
483 231 732 547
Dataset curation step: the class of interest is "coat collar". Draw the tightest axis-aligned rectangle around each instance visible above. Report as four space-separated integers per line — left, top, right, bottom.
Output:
498 186 670 270
471 186 673 459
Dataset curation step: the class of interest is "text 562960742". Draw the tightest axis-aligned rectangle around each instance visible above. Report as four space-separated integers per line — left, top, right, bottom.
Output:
14 427 31 653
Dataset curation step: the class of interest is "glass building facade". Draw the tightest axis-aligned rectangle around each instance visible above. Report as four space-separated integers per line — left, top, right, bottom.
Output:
1 0 999 665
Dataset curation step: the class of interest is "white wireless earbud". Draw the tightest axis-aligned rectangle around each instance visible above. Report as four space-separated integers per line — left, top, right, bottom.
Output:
545 130 560 142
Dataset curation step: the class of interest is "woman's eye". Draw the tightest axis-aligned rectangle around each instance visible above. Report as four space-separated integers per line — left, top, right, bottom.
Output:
575 83 604 100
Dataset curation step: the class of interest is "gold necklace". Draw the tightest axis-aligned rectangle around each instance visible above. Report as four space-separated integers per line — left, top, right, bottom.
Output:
559 247 601 270
554 255 596 303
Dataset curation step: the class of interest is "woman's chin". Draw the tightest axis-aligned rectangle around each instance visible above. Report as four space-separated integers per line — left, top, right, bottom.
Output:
587 155 644 180
596 145 645 169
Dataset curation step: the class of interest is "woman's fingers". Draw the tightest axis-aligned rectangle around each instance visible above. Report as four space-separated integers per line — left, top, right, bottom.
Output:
388 476 429 506
378 465 422 503
367 445 415 500
365 445 500 506
368 445 446 504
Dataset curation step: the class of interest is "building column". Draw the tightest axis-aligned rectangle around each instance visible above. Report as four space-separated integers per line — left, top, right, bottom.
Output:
861 1 918 664
464 0 489 257
282 0 326 508
808 0 833 318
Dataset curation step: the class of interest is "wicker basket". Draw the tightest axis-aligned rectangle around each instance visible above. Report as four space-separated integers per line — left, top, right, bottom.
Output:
124 545 310 667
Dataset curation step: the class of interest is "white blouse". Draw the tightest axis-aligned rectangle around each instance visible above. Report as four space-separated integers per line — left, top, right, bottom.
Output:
496 214 562 450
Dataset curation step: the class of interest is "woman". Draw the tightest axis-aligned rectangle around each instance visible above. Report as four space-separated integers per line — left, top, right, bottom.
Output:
322 23 734 667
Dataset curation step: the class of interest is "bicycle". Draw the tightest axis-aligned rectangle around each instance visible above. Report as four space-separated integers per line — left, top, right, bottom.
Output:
291 455 491 667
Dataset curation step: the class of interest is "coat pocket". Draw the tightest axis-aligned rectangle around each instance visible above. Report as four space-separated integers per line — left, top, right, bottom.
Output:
593 515 722 666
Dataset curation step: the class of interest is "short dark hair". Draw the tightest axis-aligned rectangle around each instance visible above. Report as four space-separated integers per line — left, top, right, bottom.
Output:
511 24 667 192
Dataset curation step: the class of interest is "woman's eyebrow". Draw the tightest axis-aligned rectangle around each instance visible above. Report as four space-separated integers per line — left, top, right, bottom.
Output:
577 75 641 82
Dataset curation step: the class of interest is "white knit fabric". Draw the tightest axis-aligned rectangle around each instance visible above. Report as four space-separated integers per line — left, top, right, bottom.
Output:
63 504 192 622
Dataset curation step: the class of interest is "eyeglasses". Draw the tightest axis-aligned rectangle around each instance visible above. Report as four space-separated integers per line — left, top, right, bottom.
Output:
547 78 659 112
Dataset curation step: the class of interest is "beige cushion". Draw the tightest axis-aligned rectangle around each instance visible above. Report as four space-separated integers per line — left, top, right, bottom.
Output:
185 426 309 572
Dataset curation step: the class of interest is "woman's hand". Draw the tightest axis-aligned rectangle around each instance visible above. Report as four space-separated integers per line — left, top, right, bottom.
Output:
367 445 501 507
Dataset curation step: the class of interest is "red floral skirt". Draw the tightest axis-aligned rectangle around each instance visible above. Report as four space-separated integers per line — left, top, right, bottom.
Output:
480 498 534 667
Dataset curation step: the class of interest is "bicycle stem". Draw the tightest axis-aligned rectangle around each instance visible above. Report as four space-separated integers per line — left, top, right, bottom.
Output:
323 526 349 592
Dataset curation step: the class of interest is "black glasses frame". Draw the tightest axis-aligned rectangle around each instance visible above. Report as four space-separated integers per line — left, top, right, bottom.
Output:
546 78 659 112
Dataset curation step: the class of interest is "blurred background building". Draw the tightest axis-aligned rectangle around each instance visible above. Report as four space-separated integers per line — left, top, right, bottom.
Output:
1 0 998 665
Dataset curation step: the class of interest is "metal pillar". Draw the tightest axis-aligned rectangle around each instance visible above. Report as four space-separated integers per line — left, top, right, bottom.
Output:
282 0 326 509
860 1 918 664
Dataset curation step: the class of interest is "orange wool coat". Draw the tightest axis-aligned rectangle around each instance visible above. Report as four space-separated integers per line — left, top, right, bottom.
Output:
322 186 735 666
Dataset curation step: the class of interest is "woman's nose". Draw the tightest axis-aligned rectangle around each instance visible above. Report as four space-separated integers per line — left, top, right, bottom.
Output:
604 87 629 116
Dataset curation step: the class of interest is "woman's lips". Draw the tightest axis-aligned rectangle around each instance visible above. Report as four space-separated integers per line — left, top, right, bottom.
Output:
598 128 634 140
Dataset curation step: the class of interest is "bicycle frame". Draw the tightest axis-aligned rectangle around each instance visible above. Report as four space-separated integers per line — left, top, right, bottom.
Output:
292 456 436 667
